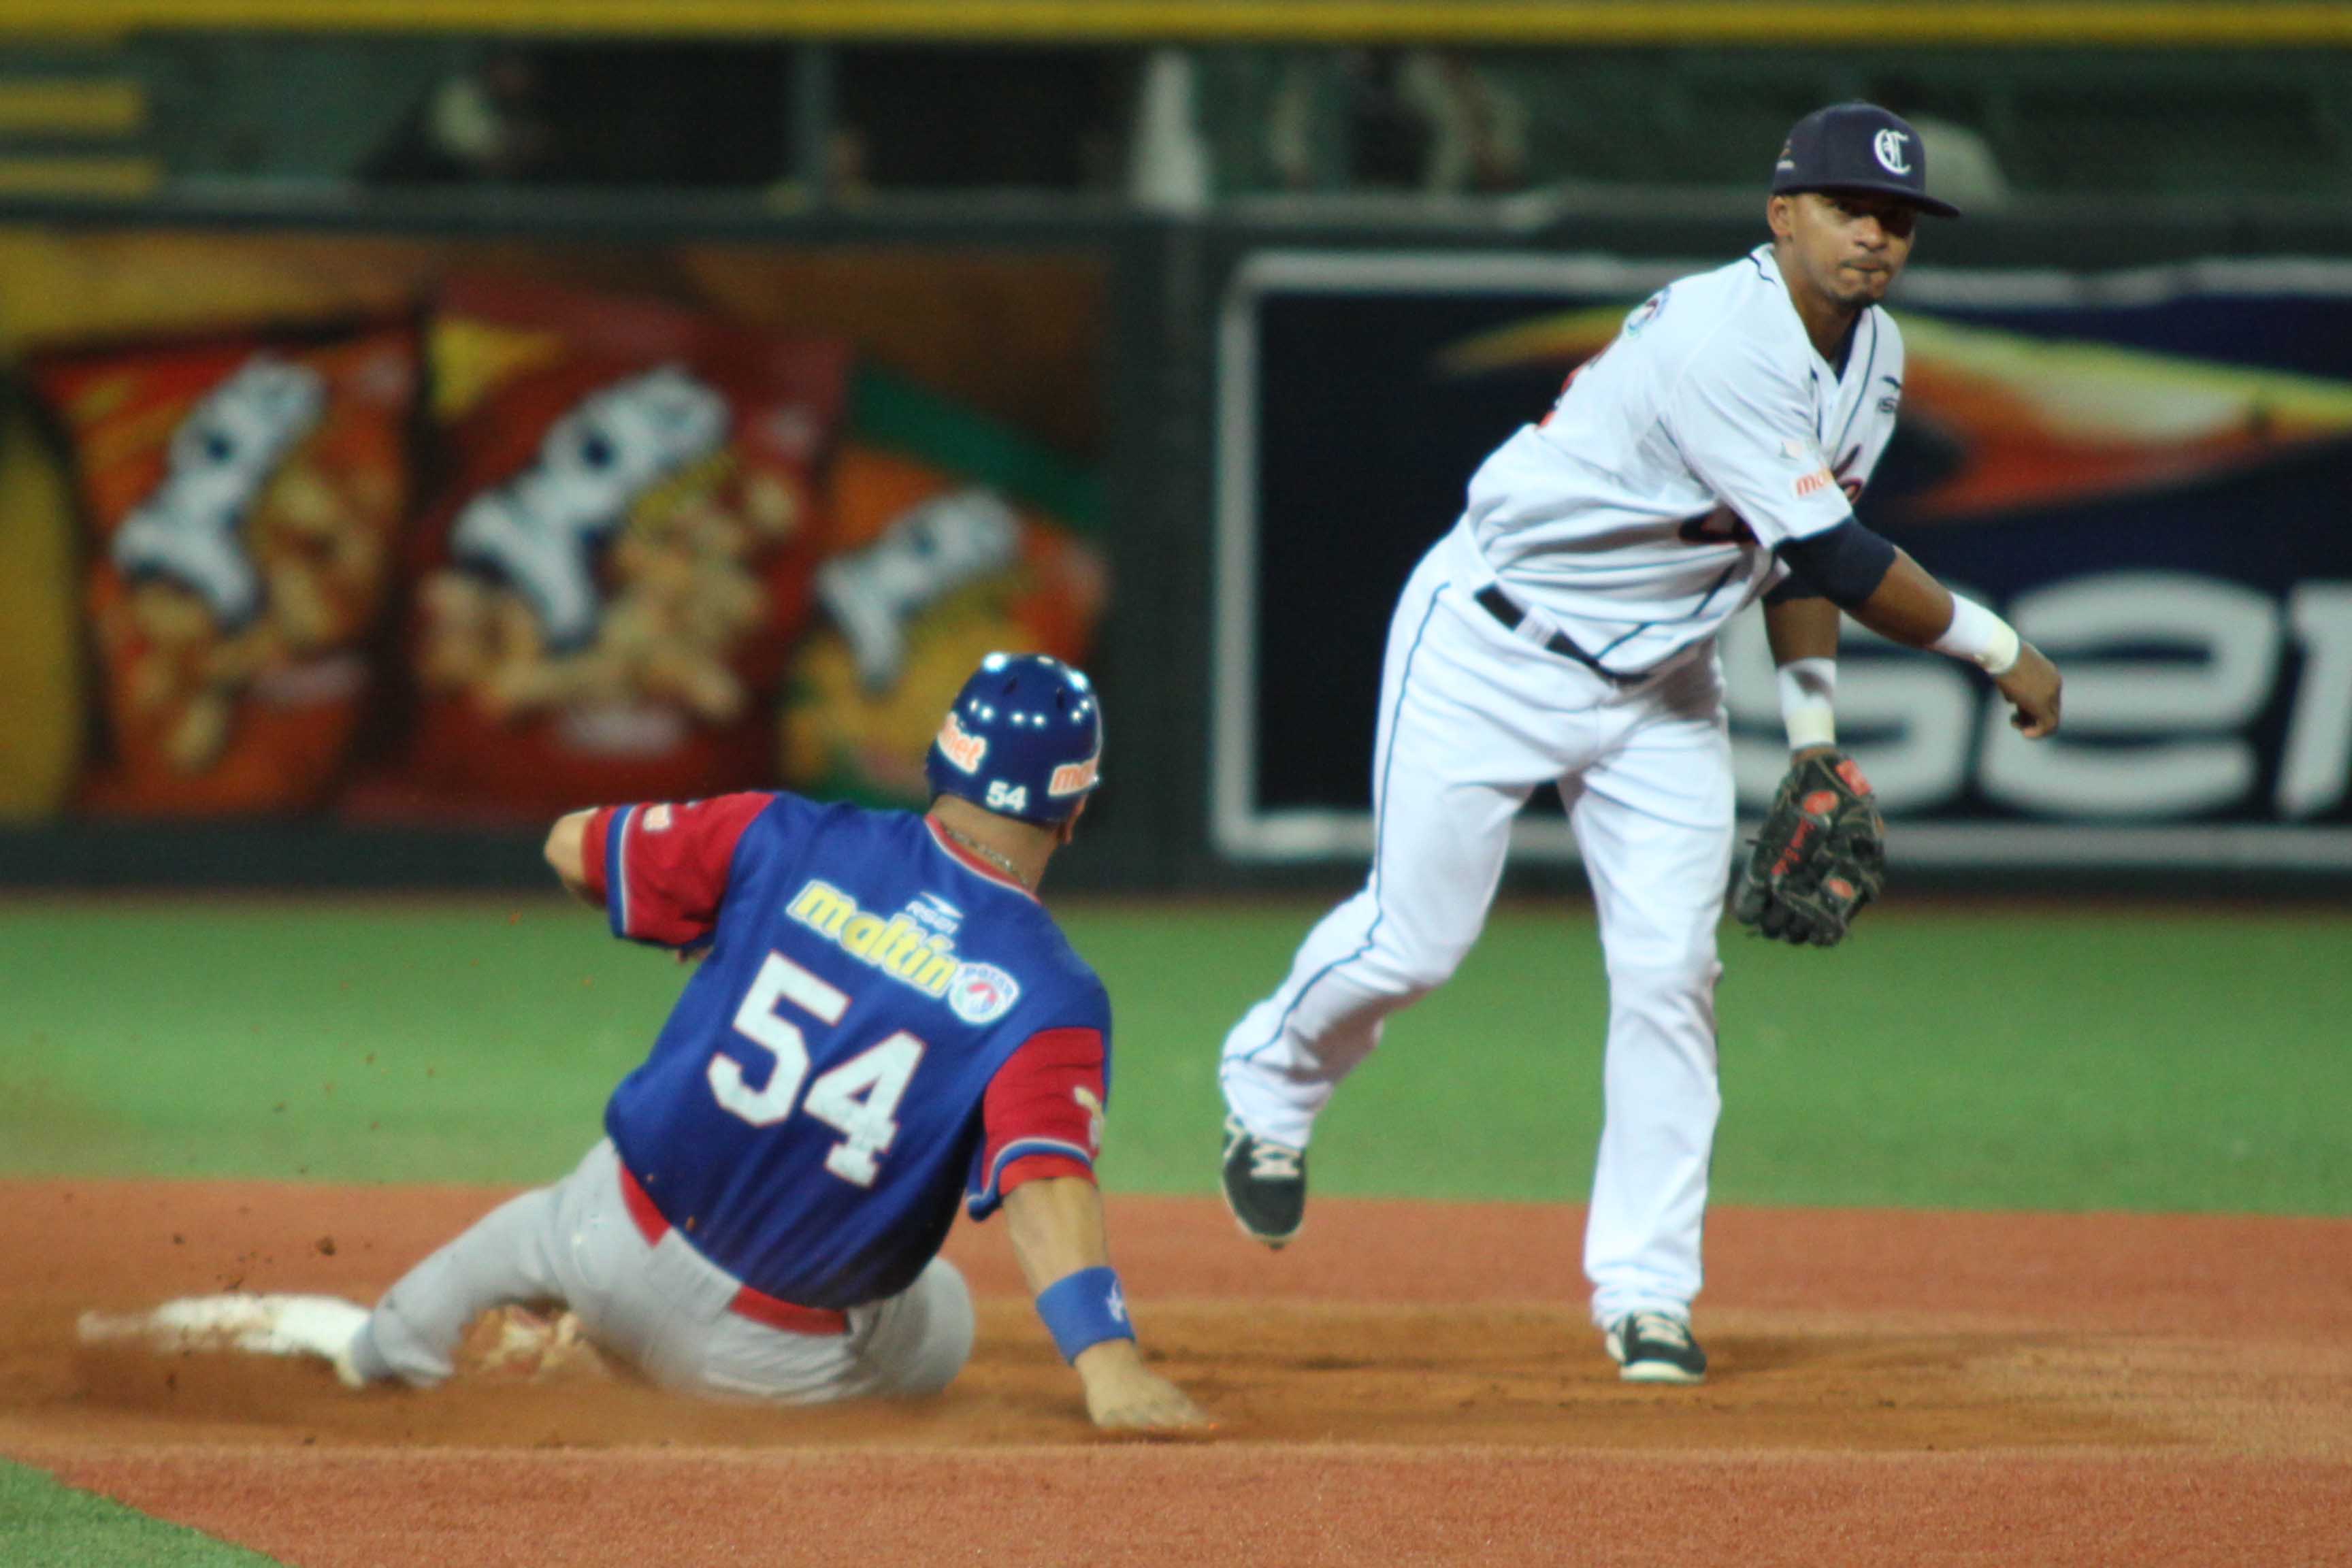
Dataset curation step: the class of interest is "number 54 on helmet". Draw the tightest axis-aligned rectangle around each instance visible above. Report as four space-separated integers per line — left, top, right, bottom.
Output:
925 653 1103 825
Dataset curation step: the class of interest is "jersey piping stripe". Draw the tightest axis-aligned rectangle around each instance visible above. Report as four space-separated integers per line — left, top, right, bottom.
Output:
605 805 635 942
1831 312 1880 460
973 1137 1095 1205
1593 621 1648 657
1680 560 1745 624
1578 556 1741 672
1230 581 1449 1070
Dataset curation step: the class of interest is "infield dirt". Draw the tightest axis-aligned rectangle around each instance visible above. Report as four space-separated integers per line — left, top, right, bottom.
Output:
3 1180 2349 1565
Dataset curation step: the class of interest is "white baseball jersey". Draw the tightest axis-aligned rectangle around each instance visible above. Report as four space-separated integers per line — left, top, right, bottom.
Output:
1456 244 1907 676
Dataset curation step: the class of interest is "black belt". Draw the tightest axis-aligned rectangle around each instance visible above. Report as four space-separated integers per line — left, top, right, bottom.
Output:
1473 585 1638 685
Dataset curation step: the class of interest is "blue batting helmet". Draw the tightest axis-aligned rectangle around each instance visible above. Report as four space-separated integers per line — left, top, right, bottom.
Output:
926 653 1103 825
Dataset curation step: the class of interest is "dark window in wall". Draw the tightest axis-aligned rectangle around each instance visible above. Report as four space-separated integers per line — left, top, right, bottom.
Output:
361 40 793 189
834 47 1134 190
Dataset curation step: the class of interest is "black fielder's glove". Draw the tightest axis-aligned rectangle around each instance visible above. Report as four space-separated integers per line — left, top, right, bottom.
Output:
1731 750 1886 948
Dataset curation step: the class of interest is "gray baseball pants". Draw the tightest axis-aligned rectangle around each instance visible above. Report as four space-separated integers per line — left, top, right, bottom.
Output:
349 1139 974 1403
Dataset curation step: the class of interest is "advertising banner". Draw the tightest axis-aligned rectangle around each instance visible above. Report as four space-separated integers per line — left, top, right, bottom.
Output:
0 231 1107 825
33 319 417 815
1215 252 2352 869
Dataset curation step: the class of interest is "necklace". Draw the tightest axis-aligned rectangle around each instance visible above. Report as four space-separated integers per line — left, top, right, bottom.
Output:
931 816 1031 888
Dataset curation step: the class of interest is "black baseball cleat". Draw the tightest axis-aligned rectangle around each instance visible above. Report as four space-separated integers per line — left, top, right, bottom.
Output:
1604 1311 1708 1384
1220 1115 1307 1247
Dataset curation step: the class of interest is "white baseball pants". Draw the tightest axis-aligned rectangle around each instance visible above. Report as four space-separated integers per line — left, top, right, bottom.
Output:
353 1139 974 1401
1220 523 1733 1326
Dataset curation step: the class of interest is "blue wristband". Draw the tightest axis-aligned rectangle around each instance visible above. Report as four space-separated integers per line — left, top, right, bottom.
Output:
1034 1267 1134 1363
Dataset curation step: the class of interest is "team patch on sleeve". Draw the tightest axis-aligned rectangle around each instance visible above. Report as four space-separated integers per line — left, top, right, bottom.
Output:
966 1026 1107 1220
600 792 776 949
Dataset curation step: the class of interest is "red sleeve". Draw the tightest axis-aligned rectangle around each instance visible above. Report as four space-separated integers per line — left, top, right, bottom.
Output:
968 1027 1107 1216
593 793 774 949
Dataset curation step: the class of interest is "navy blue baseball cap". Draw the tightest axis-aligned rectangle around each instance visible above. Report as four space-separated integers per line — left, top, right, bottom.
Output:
926 652 1103 825
1771 102 1961 218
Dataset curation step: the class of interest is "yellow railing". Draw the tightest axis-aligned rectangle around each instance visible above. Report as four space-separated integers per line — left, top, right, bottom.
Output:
3 1 2349 46
0 155 162 198
0 81 146 137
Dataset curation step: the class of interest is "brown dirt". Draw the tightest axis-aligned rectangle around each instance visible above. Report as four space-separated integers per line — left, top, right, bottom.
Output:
3 1180 2349 1566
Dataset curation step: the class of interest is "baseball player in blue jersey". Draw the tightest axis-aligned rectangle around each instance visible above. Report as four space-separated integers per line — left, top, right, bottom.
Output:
103 655 1207 1433
1218 104 2063 1384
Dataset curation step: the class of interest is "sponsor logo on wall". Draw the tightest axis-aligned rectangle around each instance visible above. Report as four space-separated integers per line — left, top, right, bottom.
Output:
1217 250 2352 867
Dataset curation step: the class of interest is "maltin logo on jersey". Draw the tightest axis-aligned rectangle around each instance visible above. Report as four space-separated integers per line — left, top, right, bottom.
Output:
789 880 962 999
788 879 1024 1022
949 962 1021 1024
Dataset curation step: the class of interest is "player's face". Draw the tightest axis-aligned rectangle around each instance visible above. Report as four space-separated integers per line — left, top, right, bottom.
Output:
1773 191 1918 310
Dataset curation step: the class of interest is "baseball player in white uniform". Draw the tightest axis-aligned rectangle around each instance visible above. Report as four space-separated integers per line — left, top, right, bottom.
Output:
1218 103 2063 1382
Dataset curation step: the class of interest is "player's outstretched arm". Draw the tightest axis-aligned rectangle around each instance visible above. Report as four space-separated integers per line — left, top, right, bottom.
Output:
1002 1175 1212 1435
543 809 602 907
1780 524 2063 738
1850 551 2061 738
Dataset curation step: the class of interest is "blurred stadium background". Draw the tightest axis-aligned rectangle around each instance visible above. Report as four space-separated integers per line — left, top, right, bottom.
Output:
3 0 2351 897
1 7 2349 1557
5 0 2349 1185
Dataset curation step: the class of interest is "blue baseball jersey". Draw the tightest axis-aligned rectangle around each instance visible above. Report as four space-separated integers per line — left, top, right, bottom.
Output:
581 791 1111 1310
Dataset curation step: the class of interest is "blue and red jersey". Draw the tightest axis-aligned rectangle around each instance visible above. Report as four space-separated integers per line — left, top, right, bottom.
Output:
576 791 1110 1309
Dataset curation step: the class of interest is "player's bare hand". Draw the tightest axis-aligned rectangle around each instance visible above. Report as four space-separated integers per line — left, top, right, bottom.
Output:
1077 1343 1213 1436
1085 1369 1213 1435
1997 643 2062 738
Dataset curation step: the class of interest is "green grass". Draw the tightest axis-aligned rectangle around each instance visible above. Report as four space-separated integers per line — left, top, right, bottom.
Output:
1 896 2347 1214
0 1458 281 1567
1172 900 2352 1215
1 900 667 1184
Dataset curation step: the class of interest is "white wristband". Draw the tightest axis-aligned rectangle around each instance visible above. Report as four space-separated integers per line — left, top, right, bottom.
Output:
1929 595 2023 676
1776 657 1838 751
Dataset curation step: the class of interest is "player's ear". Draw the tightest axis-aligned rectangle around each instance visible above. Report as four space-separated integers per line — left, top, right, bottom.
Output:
1056 798 1087 847
1767 194 1797 241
